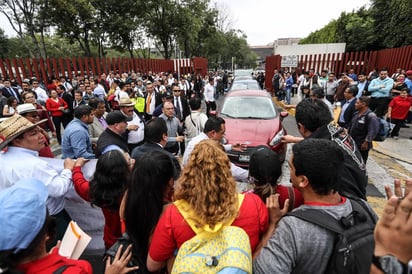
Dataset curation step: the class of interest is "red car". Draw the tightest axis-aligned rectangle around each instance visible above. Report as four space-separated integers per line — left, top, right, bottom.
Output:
219 90 288 168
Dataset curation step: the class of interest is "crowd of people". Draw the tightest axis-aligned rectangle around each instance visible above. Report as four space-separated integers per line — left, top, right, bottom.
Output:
0 68 411 274
276 67 412 160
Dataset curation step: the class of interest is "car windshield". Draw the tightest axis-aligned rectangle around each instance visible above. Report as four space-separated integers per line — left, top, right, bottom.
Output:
221 96 277 119
234 70 253 77
230 82 260 90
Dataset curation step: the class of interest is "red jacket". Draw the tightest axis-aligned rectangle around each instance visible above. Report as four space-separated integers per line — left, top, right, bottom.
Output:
46 97 68 117
72 166 122 249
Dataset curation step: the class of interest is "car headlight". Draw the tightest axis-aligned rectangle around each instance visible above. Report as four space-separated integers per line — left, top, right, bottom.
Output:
269 128 284 146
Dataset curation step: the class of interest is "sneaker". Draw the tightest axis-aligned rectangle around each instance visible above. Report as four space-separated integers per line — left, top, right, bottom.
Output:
393 136 399 140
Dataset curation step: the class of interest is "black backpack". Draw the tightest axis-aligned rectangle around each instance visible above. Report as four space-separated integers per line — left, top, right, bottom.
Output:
287 198 376 274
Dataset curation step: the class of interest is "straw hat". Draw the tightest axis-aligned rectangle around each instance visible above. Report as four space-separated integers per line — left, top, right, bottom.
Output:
16 103 41 115
118 97 134 107
0 115 47 150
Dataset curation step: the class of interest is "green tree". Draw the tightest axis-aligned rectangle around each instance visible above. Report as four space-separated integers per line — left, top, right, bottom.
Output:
47 0 97 56
0 29 9 59
0 0 50 58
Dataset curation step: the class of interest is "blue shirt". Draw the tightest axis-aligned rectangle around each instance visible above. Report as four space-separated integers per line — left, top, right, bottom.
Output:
62 118 95 159
368 77 394 98
93 84 106 100
405 78 412 95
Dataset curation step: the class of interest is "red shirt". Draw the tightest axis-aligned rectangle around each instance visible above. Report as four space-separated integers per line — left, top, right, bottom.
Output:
72 166 122 249
46 97 68 117
149 193 268 262
389 96 412 119
275 184 304 209
17 248 92 274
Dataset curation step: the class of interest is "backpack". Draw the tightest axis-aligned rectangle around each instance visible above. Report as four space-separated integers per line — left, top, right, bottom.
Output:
287 198 376 274
171 194 252 274
373 116 391 142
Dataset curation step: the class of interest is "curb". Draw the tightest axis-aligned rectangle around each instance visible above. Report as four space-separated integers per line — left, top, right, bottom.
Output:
372 142 412 165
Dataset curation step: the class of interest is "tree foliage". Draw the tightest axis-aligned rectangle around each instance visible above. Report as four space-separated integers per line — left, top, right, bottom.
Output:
299 0 412 51
0 0 263 68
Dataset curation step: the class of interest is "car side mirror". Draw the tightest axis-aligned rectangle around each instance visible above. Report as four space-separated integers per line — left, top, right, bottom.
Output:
280 111 289 121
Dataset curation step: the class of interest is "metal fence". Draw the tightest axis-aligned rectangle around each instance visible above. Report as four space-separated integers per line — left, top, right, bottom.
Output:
0 57 208 84
265 45 412 91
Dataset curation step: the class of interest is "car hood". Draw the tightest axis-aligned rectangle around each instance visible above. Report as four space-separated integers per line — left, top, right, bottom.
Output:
224 118 281 145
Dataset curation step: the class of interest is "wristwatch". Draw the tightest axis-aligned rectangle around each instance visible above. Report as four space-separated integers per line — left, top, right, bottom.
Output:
372 254 407 274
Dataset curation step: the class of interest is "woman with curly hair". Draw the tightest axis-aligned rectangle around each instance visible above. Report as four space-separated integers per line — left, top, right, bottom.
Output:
123 150 175 273
147 139 268 272
71 148 135 249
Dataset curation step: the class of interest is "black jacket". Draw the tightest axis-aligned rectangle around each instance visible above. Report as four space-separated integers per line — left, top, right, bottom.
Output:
96 128 129 157
131 142 181 179
309 122 368 200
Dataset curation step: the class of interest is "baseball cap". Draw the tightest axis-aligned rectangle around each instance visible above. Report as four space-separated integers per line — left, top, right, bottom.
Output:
249 145 282 185
0 178 48 253
106 110 132 125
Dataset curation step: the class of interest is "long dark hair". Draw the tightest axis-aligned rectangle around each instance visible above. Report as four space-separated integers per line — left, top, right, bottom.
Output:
89 150 129 210
125 151 174 264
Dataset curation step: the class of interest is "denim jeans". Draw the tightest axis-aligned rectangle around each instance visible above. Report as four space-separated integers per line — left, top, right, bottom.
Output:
285 88 292 104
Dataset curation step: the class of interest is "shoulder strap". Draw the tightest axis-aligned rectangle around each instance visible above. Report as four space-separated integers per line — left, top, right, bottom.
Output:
286 186 295 212
288 207 344 234
174 194 245 235
288 198 374 234
53 265 70 274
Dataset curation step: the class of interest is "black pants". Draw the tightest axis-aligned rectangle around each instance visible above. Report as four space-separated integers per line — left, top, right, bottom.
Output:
369 97 390 118
390 118 403 137
206 101 216 117
52 116 63 144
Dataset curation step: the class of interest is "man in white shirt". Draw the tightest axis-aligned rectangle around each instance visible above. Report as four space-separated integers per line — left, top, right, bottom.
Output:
60 76 73 94
183 116 248 182
119 97 145 152
0 115 75 241
204 78 216 116
31 79 49 104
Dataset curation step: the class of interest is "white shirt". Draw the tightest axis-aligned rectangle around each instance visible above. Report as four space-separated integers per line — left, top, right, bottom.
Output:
34 87 49 102
184 111 208 139
204 83 215 102
0 146 73 215
127 112 145 144
182 133 248 182
115 90 129 102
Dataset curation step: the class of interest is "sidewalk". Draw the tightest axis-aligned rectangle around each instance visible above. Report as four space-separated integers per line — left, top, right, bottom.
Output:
372 125 412 164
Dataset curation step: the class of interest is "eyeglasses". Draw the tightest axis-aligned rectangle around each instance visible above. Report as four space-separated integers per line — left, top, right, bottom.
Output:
26 113 39 118
173 90 181 92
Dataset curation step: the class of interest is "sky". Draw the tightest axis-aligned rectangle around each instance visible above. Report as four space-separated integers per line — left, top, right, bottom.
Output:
213 0 371 45
1 0 371 46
